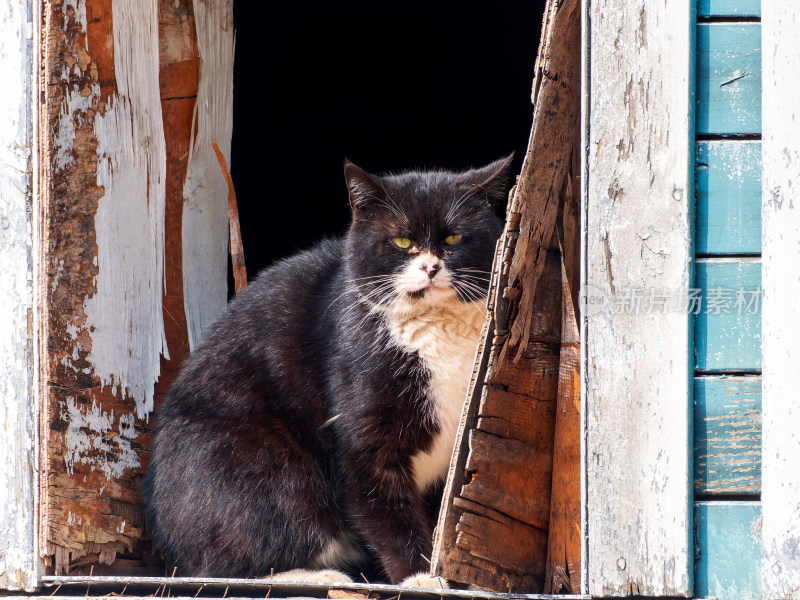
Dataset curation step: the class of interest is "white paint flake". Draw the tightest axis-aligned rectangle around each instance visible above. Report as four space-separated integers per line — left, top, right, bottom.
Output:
62 397 141 480
82 0 168 418
181 0 235 349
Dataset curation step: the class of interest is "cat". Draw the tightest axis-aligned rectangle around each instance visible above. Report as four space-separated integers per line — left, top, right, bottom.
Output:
142 155 512 586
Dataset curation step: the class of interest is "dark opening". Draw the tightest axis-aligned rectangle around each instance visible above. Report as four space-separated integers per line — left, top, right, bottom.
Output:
231 0 547 280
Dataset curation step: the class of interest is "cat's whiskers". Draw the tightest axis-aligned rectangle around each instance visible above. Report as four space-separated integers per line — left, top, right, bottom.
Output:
324 276 396 316
360 189 410 227
450 277 490 306
445 185 481 226
379 182 411 228
453 267 491 274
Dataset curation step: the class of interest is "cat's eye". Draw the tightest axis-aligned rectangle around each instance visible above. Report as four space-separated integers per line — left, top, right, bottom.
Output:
444 234 463 245
392 237 413 249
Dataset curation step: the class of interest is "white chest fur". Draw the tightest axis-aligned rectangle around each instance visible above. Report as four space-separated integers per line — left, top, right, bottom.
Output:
384 297 486 492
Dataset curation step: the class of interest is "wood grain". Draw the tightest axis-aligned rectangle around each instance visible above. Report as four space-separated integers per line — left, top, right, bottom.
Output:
584 0 694 595
694 258 761 372
693 376 761 495
696 23 762 135
696 141 761 255
761 4 800 596
695 501 762 600
544 257 580 594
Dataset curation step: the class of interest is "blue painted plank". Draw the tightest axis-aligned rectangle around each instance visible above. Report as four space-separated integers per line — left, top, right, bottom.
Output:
696 23 762 135
695 501 762 600
698 0 761 18
694 259 761 371
694 375 761 494
696 141 761 254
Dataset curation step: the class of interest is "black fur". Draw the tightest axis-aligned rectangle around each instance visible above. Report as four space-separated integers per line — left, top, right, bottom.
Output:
143 156 512 582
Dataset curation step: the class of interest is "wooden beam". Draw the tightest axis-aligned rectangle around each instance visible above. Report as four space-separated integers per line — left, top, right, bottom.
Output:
0 0 39 590
761 4 800 597
583 0 694 595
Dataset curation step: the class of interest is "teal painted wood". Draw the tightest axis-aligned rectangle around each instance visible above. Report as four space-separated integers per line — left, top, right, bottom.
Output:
694 259 761 371
694 375 761 494
696 141 761 254
695 501 762 600
696 23 762 135
698 0 761 18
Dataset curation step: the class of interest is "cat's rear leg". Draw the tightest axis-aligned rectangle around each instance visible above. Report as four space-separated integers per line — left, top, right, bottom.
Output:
146 414 352 578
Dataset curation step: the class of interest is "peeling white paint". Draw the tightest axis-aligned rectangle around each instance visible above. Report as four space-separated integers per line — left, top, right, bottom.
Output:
583 0 693 596
182 0 235 349
62 397 141 481
0 0 38 590
53 87 95 172
761 5 800 598
82 0 167 418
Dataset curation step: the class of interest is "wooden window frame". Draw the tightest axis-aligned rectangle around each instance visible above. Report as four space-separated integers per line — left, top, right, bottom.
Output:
0 0 42 591
4 0 799 597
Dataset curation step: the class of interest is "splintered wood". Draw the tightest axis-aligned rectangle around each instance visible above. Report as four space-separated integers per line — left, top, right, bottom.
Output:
212 139 248 294
431 0 580 593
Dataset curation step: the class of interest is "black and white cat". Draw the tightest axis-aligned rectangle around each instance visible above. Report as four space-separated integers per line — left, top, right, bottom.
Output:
143 156 512 586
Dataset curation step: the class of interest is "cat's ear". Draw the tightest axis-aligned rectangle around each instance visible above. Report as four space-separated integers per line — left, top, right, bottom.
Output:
458 153 515 208
344 162 385 212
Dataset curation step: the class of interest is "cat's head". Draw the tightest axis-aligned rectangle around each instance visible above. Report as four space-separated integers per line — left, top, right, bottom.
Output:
343 156 512 310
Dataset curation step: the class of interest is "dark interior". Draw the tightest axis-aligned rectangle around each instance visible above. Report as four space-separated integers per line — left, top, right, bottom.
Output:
231 0 548 282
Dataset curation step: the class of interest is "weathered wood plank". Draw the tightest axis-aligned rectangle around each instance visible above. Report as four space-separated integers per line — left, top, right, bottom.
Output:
0 0 39 590
696 23 762 135
693 376 761 495
694 258 761 372
695 501 762 600
761 5 800 597
696 141 761 255
697 0 761 18
584 0 694 596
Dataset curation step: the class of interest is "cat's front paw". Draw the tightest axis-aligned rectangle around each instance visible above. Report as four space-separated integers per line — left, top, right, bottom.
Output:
400 572 449 589
266 568 354 583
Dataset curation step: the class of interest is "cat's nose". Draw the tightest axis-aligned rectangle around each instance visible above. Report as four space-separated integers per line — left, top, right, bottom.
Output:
421 262 440 279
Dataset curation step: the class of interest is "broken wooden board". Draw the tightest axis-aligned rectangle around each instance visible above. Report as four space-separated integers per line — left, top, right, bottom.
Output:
432 0 580 592
40 0 231 573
